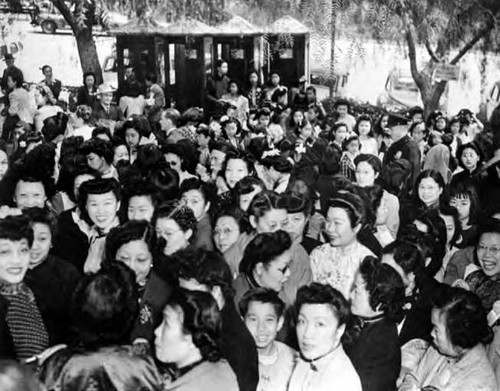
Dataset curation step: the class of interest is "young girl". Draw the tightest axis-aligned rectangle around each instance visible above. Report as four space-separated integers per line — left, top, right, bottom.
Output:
435 205 461 282
354 115 378 155
449 182 481 248
340 135 360 182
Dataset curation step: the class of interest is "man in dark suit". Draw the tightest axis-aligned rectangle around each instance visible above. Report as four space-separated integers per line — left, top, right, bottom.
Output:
383 114 421 187
206 59 230 114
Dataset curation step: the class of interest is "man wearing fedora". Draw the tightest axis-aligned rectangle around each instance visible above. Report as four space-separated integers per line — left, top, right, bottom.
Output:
1 54 22 101
91 83 124 131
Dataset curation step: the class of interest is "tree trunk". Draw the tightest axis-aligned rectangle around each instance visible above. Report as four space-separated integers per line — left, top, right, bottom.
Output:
329 0 338 98
74 27 103 85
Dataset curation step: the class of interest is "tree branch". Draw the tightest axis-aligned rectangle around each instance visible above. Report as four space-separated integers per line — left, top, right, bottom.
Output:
450 19 495 64
50 0 78 31
405 25 424 90
425 39 440 62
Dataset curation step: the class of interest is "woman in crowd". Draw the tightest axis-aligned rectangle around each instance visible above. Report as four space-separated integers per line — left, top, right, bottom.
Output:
213 206 251 255
76 71 98 107
40 263 160 390
80 138 118 179
399 287 496 391
154 288 239 390
346 256 405 391
3 68 33 141
22 207 80 345
310 191 374 298
234 230 293 306
33 85 62 133
222 81 249 128
449 180 481 248
288 283 362 391
0 215 49 361
162 143 197 185
153 201 197 257
354 115 378 156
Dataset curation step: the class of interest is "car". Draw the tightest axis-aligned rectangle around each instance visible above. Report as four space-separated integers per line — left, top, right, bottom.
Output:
377 68 423 112
309 69 349 101
0 0 36 14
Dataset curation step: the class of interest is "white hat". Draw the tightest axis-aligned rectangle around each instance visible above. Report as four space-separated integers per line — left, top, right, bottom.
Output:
96 83 115 95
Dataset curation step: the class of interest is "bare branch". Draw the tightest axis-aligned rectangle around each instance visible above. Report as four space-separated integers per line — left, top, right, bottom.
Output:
424 39 440 62
450 18 496 64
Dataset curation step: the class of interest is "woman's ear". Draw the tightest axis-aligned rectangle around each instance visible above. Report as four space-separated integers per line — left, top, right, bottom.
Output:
353 223 362 235
204 201 211 215
277 316 285 332
249 215 257 229
184 228 193 242
254 262 265 277
374 172 379 180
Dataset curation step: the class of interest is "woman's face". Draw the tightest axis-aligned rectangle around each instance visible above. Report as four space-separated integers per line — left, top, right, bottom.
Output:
249 73 258 85
296 303 345 360
165 153 182 174
271 74 280 86
225 158 249 189
155 305 194 365
357 120 371 136
84 75 95 88
461 148 479 172
86 191 120 230
224 122 238 139
449 196 470 222
155 217 191 256
293 111 304 126
431 308 457 357
113 145 129 166
440 214 456 247
229 82 238 95
436 118 447 130
254 249 292 292
326 207 359 248
0 238 30 285
209 150 226 173
14 180 47 209
355 161 377 187
347 140 360 155
412 123 426 143
380 115 389 129
253 208 288 234
182 189 208 221
284 212 307 243
350 272 376 317
30 223 51 268
128 195 155 222
86 152 107 173
375 196 389 226
300 123 313 140
477 232 500 277
335 126 348 144
418 177 442 207
450 121 460 135
214 216 241 253
0 149 9 181
125 128 141 148
115 239 152 285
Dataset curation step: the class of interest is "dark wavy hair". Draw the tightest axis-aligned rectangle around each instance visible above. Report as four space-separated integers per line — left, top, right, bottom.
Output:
71 262 139 347
165 288 222 362
353 114 374 137
358 256 405 322
449 181 481 225
382 239 425 278
176 248 234 300
104 220 155 266
79 138 114 165
149 167 179 204
439 204 462 247
222 150 256 185
328 191 366 228
413 169 447 208
233 176 265 205
134 144 167 179
283 192 314 217
456 142 483 170
238 287 285 318
180 178 217 208
432 286 492 349
119 115 152 139
354 153 382 174
0 215 33 246
22 206 57 237
295 283 350 326
247 191 287 222
122 179 159 218
239 230 292 275
221 117 242 139
261 155 293 174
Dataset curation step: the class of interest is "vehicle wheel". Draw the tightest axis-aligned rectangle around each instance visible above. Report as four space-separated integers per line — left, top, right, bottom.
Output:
41 20 56 34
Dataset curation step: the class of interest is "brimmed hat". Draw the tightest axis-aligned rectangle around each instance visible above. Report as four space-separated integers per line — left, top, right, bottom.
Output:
96 83 115 95
3 53 15 61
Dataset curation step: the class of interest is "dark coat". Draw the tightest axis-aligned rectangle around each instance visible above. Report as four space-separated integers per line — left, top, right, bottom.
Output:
220 300 259 391
76 85 97 107
345 317 401 391
52 209 90 273
25 254 81 345
384 135 421 186
206 73 230 112
0 295 15 360
91 102 125 125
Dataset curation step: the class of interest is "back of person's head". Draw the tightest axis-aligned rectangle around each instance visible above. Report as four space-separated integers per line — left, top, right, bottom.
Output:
318 144 341 175
0 360 45 391
176 248 234 300
261 155 293 173
134 144 166 176
380 158 412 198
71 263 139 347
238 287 285 318
149 167 179 204
239 230 292 275
162 108 181 127
165 288 222 362
91 126 112 141
283 192 313 217
433 286 492 348
382 239 425 277
247 190 286 220
295 283 350 326
41 112 68 142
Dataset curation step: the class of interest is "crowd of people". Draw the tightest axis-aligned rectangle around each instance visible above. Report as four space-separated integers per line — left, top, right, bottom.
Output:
1 54 500 391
